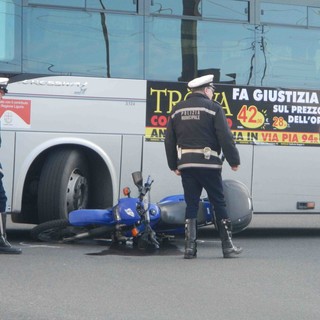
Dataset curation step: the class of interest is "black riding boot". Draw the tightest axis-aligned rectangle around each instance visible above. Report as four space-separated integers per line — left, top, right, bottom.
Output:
218 219 242 258
0 213 22 254
184 218 197 259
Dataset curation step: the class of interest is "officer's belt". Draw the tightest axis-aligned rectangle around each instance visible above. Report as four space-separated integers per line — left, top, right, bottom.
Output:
181 148 218 158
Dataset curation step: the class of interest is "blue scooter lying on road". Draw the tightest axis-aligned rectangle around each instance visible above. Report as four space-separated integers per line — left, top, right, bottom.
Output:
31 171 252 249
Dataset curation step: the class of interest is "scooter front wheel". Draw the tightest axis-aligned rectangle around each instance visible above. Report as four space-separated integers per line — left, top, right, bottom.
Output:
31 219 84 243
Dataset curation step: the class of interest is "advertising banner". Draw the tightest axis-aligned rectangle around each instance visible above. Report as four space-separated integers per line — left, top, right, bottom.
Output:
146 81 320 146
0 98 31 129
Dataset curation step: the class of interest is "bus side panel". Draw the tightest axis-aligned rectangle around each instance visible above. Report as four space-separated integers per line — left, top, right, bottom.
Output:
142 141 183 201
252 145 320 213
0 131 16 212
119 135 144 197
8 77 147 135
221 144 254 196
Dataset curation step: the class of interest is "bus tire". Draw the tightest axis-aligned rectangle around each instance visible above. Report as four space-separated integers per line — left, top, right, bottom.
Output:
38 148 89 223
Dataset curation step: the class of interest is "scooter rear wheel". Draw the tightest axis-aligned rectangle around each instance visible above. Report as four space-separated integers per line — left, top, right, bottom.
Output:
31 219 83 243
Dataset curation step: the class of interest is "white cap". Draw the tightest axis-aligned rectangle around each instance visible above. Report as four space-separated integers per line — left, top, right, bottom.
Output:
0 77 9 93
188 74 215 89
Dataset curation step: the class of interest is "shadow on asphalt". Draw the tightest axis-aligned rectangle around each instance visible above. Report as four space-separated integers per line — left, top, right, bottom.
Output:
6 228 33 241
86 240 183 256
3 225 320 257
5 224 320 248
198 225 320 239
236 227 320 238
6 224 320 242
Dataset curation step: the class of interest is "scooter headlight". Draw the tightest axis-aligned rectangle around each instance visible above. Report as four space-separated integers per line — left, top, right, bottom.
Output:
149 208 157 216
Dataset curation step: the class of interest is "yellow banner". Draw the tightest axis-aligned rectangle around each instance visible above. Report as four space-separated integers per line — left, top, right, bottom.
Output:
146 127 320 145
233 130 320 145
145 127 166 142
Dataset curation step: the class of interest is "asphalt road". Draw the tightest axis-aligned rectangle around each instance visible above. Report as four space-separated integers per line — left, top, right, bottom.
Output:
1 214 320 320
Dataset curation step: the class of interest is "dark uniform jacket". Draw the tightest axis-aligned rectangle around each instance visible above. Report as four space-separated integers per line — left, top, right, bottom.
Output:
165 92 240 171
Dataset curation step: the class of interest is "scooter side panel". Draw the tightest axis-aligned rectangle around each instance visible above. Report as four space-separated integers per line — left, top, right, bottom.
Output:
158 199 211 226
117 198 142 225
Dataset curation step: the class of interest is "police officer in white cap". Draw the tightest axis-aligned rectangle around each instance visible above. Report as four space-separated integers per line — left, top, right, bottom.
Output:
0 77 22 254
165 74 242 259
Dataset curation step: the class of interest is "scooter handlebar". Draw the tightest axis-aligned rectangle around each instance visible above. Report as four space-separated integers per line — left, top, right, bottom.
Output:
138 175 153 199
145 175 154 188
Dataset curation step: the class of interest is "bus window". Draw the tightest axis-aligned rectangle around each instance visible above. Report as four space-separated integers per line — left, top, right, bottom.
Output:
23 6 143 78
28 0 85 8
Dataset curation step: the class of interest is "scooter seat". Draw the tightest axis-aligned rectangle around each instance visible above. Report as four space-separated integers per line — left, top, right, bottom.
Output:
158 201 186 225
158 201 208 225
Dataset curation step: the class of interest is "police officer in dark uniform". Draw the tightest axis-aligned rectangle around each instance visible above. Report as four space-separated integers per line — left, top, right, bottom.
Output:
165 74 242 259
0 77 22 254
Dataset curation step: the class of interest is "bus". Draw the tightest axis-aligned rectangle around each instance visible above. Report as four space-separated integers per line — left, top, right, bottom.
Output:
1 0 320 224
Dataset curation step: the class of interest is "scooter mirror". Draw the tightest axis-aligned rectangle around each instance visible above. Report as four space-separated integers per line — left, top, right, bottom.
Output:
132 171 143 188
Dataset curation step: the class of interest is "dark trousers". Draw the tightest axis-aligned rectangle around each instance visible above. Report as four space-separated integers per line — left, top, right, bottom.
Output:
0 163 7 213
181 168 228 221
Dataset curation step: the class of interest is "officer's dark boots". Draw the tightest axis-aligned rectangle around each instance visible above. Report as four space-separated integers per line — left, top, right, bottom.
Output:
184 218 197 259
218 219 242 258
0 213 22 254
